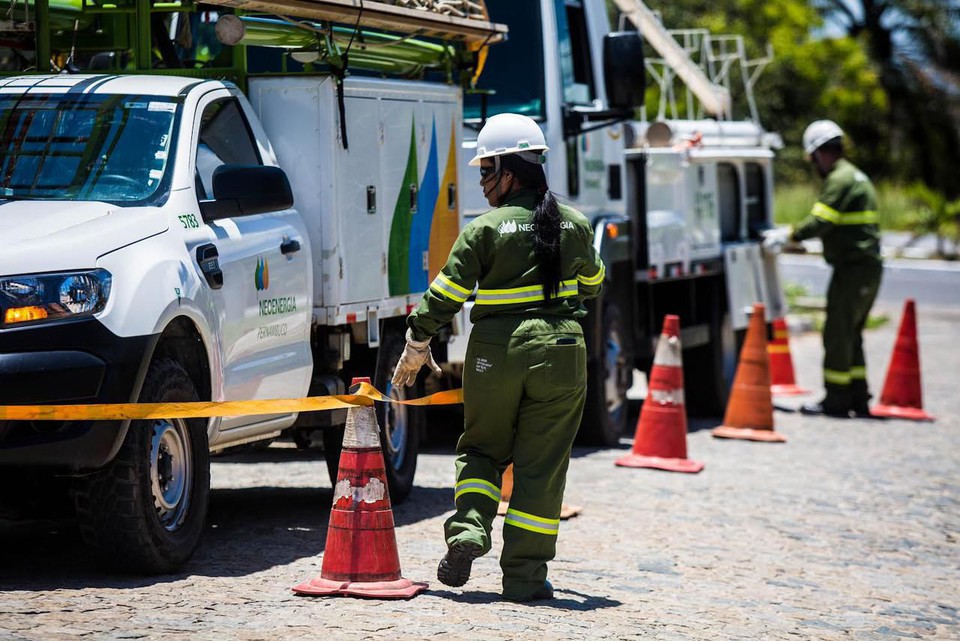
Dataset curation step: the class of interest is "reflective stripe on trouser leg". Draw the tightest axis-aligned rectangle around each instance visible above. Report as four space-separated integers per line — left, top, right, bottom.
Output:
444 323 523 555
500 319 586 601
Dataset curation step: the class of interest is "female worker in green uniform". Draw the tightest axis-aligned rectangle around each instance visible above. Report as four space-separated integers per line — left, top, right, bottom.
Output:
392 113 605 602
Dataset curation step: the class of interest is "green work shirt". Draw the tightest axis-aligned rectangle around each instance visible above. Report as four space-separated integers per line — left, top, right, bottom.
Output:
407 189 605 341
791 158 881 265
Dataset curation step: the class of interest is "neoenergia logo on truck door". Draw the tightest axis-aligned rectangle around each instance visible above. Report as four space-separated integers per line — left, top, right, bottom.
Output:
254 257 270 291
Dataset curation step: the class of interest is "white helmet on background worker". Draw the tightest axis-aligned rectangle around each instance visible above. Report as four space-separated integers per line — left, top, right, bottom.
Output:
469 113 549 166
802 120 844 156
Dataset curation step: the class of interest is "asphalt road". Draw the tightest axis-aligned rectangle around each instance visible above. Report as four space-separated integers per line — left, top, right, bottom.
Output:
1 299 958 640
778 254 960 307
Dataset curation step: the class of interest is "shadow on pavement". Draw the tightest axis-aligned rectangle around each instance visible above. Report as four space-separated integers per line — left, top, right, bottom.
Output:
430 588 622 610
0 484 453 590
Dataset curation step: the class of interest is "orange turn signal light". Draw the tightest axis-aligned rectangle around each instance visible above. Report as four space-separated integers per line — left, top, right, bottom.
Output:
4 306 48 324
606 222 619 239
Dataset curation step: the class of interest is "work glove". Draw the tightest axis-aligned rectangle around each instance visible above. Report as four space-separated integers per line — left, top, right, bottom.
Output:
761 227 793 253
391 328 442 389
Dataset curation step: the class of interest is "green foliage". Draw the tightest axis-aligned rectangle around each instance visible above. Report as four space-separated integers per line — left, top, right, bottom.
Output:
904 183 960 257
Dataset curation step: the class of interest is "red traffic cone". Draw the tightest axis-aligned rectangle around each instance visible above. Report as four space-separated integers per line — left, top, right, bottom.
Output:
768 317 810 396
293 377 428 598
713 303 787 442
872 299 935 421
616 315 704 473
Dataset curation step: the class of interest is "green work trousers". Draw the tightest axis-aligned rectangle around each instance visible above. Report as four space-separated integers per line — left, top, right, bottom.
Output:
445 315 586 601
822 260 883 411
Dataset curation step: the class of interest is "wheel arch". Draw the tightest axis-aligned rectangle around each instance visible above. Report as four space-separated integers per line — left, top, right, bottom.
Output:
149 317 212 403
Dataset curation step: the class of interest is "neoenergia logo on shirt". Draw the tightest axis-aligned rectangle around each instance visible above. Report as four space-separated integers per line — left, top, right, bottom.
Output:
497 220 575 235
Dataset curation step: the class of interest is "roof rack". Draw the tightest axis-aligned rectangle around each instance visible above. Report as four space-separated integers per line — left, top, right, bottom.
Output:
201 0 507 47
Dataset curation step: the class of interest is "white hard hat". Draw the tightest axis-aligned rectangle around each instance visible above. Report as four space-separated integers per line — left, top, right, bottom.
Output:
469 113 549 166
802 120 844 155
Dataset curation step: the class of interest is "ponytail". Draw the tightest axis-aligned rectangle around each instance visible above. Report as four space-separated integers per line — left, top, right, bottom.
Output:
500 155 562 299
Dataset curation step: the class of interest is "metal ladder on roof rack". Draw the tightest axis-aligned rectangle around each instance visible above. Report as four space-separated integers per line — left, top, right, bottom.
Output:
611 0 773 125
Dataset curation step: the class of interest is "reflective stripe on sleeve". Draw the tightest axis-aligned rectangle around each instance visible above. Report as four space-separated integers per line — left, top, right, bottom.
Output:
849 366 866 380
824 368 852 385
812 202 878 225
454 478 501 503
430 273 471 303
577 263 605 286
504 508 560 535
475 279 578 306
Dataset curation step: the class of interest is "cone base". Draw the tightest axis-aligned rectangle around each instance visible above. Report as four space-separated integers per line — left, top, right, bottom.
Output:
498 501 581 520
292 576 428 599
871 404 935 422
771 384 810 396
615 453 704 473
712 425 787 443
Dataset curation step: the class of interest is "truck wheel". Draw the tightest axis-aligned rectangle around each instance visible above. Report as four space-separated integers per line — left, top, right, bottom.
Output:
684 310 736 417
374 327 422 504
580 304 631 446
74 359 210 574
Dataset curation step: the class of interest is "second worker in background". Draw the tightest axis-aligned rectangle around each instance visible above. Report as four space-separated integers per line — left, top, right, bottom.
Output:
763 120 883 418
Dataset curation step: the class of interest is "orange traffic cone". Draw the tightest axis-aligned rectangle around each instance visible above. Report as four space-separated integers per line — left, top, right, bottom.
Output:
768 317 810 396
713 303 787 442
872 299 935 421
615 314 704 473
293 377 428 599
497 464 582 519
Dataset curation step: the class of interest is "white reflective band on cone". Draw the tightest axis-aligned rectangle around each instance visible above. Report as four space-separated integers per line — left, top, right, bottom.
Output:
653 333 682 367
648 387 686 406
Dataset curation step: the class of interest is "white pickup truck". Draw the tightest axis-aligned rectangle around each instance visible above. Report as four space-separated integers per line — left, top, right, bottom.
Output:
0 71 464 572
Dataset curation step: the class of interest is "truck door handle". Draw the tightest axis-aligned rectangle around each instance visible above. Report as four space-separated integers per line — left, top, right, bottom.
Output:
280 238 301 255
196 243 223 290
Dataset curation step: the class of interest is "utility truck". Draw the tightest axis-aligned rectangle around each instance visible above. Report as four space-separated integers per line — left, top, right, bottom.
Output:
0 0 783 572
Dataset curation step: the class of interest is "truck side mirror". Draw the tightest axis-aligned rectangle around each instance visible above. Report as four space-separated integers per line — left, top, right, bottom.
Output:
603 32 646 111
201 164 294 220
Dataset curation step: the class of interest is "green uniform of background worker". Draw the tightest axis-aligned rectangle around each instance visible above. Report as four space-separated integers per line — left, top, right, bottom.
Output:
391 113 605 602
763 120 883 417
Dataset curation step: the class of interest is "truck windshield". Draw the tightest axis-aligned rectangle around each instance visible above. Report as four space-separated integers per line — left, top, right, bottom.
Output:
0 94 179 204
463 0 545 121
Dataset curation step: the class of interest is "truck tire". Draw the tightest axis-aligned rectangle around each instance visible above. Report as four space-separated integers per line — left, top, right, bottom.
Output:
579 304 631 446
323 328 422 503
684 310 736 417
74 358 210 574
374 327 423 504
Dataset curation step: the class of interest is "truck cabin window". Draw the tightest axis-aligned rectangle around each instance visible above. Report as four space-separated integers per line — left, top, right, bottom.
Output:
557 0 596 106
195 99 263 201
463 0 545 122
0 94 178 204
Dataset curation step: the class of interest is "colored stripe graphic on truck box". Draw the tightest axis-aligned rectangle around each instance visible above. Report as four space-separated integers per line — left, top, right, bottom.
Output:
389 117 459 296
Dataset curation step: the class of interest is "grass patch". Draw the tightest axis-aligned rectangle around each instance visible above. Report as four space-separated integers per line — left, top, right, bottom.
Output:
782 281 890 332
775 181 921 231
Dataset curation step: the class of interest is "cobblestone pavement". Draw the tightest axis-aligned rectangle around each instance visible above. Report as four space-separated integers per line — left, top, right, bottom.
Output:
1 299 958 640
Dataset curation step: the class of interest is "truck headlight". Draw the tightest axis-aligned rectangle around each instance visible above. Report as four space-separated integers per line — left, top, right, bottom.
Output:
0 269 112 326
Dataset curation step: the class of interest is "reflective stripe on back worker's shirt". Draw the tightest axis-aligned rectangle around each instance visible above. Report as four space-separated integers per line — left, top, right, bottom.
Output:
504 507 560 536
475 280 578 305
812 202 878 225
430 273 472 303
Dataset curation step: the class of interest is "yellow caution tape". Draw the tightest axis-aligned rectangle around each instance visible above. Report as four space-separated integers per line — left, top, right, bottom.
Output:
0 381 463 422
